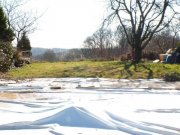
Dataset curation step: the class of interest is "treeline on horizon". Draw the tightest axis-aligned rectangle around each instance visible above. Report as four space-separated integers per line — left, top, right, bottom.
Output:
33 27 180 62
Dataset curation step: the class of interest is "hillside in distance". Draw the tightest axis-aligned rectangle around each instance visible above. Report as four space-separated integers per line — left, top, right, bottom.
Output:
31 47 68 56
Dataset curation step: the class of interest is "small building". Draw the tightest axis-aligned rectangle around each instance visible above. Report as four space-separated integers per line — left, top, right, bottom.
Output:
18 50 32 64
14 50 32 67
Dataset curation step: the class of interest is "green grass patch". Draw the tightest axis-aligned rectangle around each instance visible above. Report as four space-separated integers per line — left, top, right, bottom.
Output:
7 61 180 80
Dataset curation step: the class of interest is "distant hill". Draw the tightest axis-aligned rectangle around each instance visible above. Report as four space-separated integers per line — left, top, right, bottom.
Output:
31 47 68 56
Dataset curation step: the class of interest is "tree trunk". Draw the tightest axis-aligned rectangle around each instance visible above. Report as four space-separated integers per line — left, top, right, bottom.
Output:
133 47 142 63
172 33 177 50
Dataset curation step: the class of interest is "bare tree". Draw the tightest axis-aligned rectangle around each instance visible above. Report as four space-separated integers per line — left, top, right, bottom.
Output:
145 29 173 53
83 36 99 59
170 17 180 49
114 25 130 55
64 49 83 61
42 49 57 62
83 28 114 59
1 0 39 43
106 0 180 62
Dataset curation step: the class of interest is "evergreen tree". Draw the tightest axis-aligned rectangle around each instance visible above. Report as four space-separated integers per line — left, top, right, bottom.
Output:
17 32 31 51
0 7 14 42
0 7 14 72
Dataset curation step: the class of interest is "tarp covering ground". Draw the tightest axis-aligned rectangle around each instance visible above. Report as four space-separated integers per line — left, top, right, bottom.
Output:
0 78 180 135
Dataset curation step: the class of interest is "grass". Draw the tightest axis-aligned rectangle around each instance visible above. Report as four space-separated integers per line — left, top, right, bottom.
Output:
4 61 180 79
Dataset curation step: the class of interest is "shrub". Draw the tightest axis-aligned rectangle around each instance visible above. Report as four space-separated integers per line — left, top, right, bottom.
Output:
164 72 180 82
142 52 158 60
0 42 14 72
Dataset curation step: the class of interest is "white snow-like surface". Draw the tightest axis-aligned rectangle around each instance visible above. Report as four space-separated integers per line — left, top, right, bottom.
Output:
0 78 180 135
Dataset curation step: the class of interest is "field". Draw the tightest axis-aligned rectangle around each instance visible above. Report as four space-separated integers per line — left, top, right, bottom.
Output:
7 61 180 79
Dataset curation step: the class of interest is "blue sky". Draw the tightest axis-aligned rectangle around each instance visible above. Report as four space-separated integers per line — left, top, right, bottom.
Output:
27 0 106 49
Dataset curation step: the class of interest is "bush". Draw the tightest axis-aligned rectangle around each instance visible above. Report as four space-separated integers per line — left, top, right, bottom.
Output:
164 72 180 82
0 42 14 72
142 52 158 60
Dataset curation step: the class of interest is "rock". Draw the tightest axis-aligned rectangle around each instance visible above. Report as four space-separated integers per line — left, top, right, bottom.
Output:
50 86 61 90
